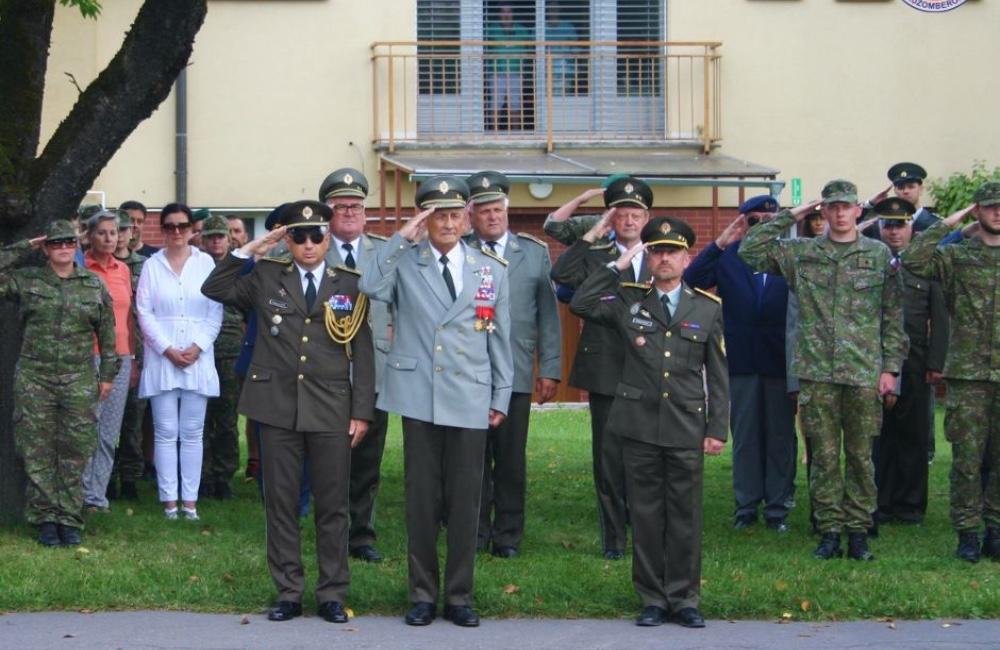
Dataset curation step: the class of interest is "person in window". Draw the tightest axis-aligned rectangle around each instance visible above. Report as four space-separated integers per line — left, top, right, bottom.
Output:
546 3 579 95
486 4 532 130
136 203 222 521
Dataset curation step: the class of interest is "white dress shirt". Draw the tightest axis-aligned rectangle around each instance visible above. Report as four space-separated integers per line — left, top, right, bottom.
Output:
617 241 644 279
331 235 361 266
294 261 327 297
429 242 464 296
478 231 510 260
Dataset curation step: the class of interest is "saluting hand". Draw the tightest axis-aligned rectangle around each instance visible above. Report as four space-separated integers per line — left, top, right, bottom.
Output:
240 225 288 259
582 207 616 244
400 207 435 242
349 419 369 448
28 235 47 250
867 183 893 207
790 199 823 221
943 204 976 229
613 240 645 273
715 214 748 249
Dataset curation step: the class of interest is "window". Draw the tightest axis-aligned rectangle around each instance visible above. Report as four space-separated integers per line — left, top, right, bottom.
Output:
616 0 662 97
418 0 461 95
545 0 590 96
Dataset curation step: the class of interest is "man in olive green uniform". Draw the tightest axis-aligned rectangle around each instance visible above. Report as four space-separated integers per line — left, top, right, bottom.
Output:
1 220 118 546
200 215 245 499
571 216 727 629
902 181 1000 562
739 180 907 561
111 210 148 500
551 175 652 559
202 201 375 623
870 199 949 526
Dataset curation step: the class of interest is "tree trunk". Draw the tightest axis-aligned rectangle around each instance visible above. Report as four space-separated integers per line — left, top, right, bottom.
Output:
0 0 208 523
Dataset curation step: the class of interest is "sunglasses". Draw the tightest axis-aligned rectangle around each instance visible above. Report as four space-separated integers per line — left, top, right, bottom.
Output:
45 238 77 249
161 222 192 233
290 228 326 245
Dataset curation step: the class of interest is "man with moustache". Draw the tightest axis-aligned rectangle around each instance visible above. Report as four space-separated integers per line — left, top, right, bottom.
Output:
550 175 652 559
227 216 249 248
740 180 907 562
571 216 728 628
902 181 1000 562
465 170 561 558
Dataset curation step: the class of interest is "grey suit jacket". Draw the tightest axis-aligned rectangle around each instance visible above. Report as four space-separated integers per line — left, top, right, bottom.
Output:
466 232 562 393
360 233 514 429
326 234 393 395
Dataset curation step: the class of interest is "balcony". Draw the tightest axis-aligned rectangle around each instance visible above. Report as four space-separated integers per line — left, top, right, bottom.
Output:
371 40 722 153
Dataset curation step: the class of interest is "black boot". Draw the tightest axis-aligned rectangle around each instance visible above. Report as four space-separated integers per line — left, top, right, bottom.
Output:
956 531 981 563
813 532 842 559
847 532 875 561
982 527 1000 560
198 482 214 499
37 522 61 547
105 480 119 501
214 481 234 500
58 525 82 546
120 481 139 501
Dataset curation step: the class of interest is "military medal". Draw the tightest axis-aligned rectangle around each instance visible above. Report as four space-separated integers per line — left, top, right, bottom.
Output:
269 326 280 336
630 303 641 315
272 314 282 325
634 335 646 347
473 266 497 334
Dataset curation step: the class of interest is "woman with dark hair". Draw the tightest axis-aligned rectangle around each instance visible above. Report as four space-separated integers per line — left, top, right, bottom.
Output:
136 203 222 520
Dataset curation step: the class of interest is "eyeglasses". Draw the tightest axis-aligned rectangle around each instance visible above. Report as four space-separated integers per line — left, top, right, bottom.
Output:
161 222 192 233
332 204 365 215
45 238 77 249
290 228 326 245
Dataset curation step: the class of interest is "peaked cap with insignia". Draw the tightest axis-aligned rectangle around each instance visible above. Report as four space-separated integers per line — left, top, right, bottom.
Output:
416 175 469 209
319 167 369 200
604 175 653 210
873 198 916 221
466 171 510 204
278 200 332 229
641 216 695 249
887 162 927 187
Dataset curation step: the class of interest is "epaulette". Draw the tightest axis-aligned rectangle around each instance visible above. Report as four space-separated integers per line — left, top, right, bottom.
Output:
694 287 722 304
260 256 290 264
516 232 548 248
620 281 651 292
479 247 509 266
366 233 388 242
335 264 361 276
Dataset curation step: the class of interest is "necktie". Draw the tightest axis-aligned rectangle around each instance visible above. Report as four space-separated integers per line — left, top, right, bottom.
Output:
342 243 356 269
486 240 498 254
440 255 457 301
304 271 317 312
660 294 673 320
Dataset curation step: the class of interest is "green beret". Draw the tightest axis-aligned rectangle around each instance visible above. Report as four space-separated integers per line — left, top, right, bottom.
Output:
191 208 211 222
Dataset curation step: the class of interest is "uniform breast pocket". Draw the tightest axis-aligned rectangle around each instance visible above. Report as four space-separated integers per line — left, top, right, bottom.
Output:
625 320 659 353
387 353 418 372
852 274 883 292
678 326 707 369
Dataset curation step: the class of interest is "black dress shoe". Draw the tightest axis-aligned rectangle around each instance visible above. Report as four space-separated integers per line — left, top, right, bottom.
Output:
443 604 480 627
37 522 61 547
404 602 436 626
317 601 348 623
492 545 519 558
58 525 82 546
350 545 384 563
214 481 234 501
635 605 668 627
120 481 139 501
267 601 302 622
765 517 789 533
669 607 706 628
603 549 624 560
733 513 756 530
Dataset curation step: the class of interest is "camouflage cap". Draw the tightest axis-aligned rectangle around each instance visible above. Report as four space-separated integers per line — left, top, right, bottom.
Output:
201 214 230 237
641 216 695 250
46 220 79 241
821 179 858 205
319 167 369 201
973 181 1000 207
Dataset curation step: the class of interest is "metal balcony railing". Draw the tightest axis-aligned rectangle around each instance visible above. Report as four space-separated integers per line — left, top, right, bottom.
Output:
371 41 722 153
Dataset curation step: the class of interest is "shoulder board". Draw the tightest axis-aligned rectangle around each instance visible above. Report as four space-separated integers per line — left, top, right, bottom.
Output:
260 256 291 264
366 233 388 242
694 287 722 304
589 241 614 251
479 247 509 266
620 281 651 291
335 264 361 276
516 232 548 248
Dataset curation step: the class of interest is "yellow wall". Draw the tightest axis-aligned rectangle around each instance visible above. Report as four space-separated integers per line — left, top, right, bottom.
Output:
42 0 999 213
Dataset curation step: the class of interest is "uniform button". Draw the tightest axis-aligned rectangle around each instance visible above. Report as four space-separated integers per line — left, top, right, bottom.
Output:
304 318 311 324
300 355 307 362
662 392 669 398
663 371 670 378
697 407 703 412
664 351 671 358
665 332 672 338
251 374 257 380
297 374 304 381
436 345 443 351
302 336 308 342
435 366 443 372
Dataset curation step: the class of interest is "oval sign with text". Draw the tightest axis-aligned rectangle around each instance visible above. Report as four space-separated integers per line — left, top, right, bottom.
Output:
901 0 968 12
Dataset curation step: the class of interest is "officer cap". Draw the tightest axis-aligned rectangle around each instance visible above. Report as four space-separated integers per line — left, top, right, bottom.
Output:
278 200 333 229
46 220 78 241
641 216 695 250
973 181 1000 207
821 179 858 205
416 176 470 209
873 198 916 221
604 175 653 210
739 195 779 214
887 162 927 187
192 208 211 223
319 168 369 201
466 171 510 205
265 203 289 231
201 214 230 237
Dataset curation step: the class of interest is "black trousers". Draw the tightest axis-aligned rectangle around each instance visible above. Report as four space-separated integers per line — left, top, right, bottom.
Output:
478 392 532 549
403 417 486 606
349 406 389 549
874 371 932 521
590 393 629 552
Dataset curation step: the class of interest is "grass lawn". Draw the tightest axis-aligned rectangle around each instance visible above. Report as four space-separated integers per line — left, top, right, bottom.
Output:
1 407 997 619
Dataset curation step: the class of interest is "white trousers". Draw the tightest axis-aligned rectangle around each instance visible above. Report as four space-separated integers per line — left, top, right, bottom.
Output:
150 389 208 503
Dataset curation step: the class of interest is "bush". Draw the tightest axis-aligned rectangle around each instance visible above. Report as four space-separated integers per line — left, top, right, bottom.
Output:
928 161 1000 217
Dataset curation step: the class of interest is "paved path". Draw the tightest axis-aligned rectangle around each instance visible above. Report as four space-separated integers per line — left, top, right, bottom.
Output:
2 612 998 649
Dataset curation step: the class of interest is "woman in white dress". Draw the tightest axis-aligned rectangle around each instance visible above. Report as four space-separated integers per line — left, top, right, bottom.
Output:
136 203 222 520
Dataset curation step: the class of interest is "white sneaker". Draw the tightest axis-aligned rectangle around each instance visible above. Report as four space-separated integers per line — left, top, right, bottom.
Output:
164 508 179 520
180 507 199 521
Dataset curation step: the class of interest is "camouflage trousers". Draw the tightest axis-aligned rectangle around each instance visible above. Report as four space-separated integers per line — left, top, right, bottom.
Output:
202 357 241 483
945 379 1000 532
112 385 147 483
13 364 99 528
799 381 881 533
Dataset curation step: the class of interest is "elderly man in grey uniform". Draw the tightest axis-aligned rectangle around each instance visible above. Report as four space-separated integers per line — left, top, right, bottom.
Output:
360 175 513 628
319 167 393 563
465 171 562 558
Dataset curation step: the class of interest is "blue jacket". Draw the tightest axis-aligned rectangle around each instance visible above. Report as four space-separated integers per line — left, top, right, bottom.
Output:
683 241 788 377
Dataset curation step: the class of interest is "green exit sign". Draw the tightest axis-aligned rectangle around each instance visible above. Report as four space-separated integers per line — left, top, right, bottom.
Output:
791 178 802 207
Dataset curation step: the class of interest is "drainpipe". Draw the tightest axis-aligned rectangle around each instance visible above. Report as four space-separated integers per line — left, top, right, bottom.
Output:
175 68 188 203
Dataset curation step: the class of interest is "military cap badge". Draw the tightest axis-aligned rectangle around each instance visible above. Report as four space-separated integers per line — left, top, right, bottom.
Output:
344 173 353 186
439 181 450 193
302 206 313 218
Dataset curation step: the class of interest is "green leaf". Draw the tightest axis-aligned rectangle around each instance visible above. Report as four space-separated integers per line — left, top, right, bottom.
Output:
58 0 103 19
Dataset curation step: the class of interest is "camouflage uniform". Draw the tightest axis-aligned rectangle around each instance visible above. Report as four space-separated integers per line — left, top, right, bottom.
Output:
202 301 244 486
0 234 119 528
739 198 907 535
112 250 148 485
901 192 1000 534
